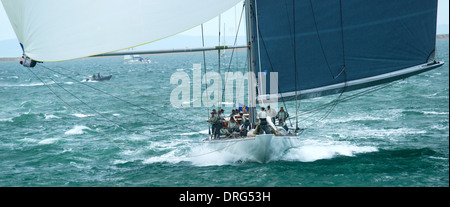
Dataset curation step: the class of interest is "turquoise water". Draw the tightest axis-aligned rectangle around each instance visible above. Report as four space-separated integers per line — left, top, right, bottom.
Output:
0 41 448 187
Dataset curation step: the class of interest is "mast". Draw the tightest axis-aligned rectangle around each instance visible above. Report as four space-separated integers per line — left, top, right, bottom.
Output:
218 15 222 111
245 0 257 127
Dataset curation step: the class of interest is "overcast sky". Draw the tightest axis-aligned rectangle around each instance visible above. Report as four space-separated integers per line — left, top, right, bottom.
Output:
1 0 448 42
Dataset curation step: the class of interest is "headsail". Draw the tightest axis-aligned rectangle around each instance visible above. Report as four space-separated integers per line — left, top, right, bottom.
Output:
1 0 242 62
252 0 443 102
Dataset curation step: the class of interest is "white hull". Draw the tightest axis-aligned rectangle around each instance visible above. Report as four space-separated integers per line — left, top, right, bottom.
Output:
204 134 274 164
202 116 295 163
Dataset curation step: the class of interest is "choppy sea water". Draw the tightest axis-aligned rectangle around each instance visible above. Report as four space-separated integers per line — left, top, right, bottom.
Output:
0 41 448 187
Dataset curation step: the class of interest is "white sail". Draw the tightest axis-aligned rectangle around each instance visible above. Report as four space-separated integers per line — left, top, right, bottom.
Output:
1 0 242 62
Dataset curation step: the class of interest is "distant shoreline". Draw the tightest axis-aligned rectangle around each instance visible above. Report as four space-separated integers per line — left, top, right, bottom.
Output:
0 57 20 63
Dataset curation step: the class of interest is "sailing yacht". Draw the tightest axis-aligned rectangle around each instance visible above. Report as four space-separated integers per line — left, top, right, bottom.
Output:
124 49 151 64
202 0 444 163
2 0 444 163
124 54 151 64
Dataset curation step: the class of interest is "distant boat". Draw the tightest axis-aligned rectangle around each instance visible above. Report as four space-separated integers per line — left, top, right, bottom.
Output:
94 75 112 81
124 54 151 64
124 48 151 64
86 75 112 82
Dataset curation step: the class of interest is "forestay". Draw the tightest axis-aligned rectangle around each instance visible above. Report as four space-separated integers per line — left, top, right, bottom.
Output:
1 0 242 62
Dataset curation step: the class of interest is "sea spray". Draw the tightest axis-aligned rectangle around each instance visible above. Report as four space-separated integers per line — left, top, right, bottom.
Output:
65 125 90 135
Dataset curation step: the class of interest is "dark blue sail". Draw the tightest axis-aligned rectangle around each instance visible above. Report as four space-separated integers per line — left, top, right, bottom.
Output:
252 0 443 101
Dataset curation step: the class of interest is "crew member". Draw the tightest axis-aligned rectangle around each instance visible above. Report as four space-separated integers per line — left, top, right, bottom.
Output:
230 109 236 118
227 117 239 135
279 119 288 131
219 109 225 119
267 105 277 124
257 107 270 134
276 107 289 124
239 112 250 137
207 110 221 139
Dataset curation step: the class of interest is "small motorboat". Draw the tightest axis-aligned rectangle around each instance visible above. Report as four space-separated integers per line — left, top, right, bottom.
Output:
86 75 112 81
94 75 112 81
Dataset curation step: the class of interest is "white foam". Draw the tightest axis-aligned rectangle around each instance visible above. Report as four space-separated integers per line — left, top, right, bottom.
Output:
423 111 448 115
3 81 56 87
140 136 379 166
431 124 448 130
72 113 94 118
0 118 13 122
348 127 427 138
187 144 247 166
45 114 61 119
144 138 284 166
22 138 39 143
177 129 209 136
143 149 187 164
38 138 60 145
65 125 90 135
322 115 391 124
283 143 377 162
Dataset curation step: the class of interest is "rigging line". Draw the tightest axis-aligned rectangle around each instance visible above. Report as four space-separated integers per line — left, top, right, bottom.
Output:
296 87 346 137
32 66 248 158
52 65 208 118
300 69 348 135
218 14 222 110
38 64 201 132
201 24 211 138
289 80 402 120
27 67 77 117
254 0 264 106
288 69 348 136
51 64 226 129
296 93 343 135
293 0 300 130
339 0 347 67
308 0 336 79
298 97 342 122
233 50 249 105
331 0 348 80
257 25 293 127
39 65 129 131
296 91 350 123
26 66 137 151
283 0 294 48
296 0 350 135
234 4 239 81
221 4 245 104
